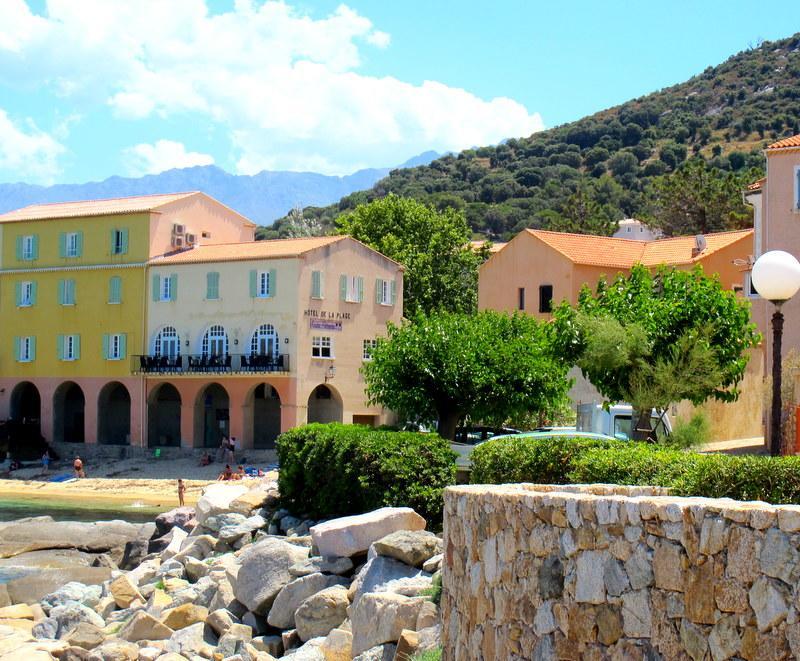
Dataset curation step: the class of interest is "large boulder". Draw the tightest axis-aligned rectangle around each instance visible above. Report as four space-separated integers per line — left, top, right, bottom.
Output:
86 639 139 660
155 507 196 536
118 611 173 642
267 573 348 629
172 534 217 563
195 484 249 525
165 621 218 657
372 531 442 569
40 583 102 612
294 585 350 642
157 527 188 561
7 568 112 605
161 603 208 630
108 575 143 609
289 556 353 578
233 538 309 614
218 514 267 544
64 622 105 650
310 508 426 558
49 603 105 638
228 484 279 515
348 554 432 605
350 593 427 656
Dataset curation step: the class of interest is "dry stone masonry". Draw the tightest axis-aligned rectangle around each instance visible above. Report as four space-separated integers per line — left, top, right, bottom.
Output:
442 483 800 660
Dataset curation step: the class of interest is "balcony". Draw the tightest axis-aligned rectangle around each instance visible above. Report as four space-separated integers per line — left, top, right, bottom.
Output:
132 353 290 375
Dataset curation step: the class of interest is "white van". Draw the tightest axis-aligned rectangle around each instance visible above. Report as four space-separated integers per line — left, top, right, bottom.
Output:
576 403 671 441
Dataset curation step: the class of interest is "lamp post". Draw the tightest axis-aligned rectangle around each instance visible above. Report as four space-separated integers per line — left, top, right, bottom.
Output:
751 250 800 456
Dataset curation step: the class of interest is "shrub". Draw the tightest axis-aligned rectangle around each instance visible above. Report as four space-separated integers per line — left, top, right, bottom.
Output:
469 436 620 485
277 423 456 523
665 412 711 449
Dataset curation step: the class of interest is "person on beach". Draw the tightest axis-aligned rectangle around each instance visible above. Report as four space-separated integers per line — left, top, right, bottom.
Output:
41 450 50 474
217 437 227 463
73 456 85 478
217 464 233 481
226 437 236 464
234 465 245 480
199 451 211 467
177 478 186 506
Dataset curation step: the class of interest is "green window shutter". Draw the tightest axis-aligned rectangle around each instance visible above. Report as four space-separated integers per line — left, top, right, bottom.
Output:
15 236 22 261
357 276 364 303
390 279 397 305
110 229 116 254
15 282 21 306
375 278 383 304
59 233 66 258
119 333 127 359
339 274 347 301
206 272 216 299
31 235 38 260
152 275 161 302
30 281 37 305
249 270 257 298
69 279 76 305
269 269 277 297
29 337 36 361
58 279 65 305
73 335 80 360
311 271 320 298
102 334 109 360
109 276 121 303
13 337 20 362
120 228 129 254
76 231 84 257
170 273 178 301
57 335 64 361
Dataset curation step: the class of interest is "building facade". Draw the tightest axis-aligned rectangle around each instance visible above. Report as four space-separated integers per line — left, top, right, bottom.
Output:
0 195 402 452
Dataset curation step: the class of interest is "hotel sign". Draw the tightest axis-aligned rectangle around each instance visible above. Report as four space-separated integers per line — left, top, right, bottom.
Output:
305 309 349 331
310 319 342 331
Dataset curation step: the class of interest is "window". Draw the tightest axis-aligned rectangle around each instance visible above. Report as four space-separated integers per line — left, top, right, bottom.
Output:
362 339 377 361
311 270 324 299
14 336 35 362
518 287 525 311
17 234 37 261
539 284 553 313
250 269 276 298
375 278 396 306
152 274 177 302
154 326 181 359
745 271 760 298
312 336 333 358
250 324 279 356
108 276 122 304
103 333 127 360
59 279 76 306
61 232 82 258
58 334 80 361
340 274 364 303
206 272 220 300
111 228 128 255
16 280 35 307
202 325 228 357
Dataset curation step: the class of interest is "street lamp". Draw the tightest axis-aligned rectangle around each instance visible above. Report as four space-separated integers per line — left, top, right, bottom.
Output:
751 250 800 456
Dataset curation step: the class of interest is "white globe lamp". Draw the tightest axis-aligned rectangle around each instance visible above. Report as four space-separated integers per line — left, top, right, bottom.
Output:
752 250 800 456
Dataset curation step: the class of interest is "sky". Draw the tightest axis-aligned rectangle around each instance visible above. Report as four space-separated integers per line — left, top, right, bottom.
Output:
0 0 799 185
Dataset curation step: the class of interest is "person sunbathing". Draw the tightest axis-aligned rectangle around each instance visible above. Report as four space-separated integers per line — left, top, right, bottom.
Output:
217 464 233 481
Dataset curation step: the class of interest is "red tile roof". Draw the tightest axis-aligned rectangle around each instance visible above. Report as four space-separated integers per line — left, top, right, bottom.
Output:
151 236 348 264
766 134 800 150
524 229 753 269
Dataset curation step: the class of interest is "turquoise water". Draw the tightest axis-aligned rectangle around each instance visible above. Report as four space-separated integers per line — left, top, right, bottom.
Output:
0 498 163 523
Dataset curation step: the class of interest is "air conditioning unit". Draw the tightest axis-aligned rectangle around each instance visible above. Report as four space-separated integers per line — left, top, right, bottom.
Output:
172 235 185 248
185 233 197 245
172 223 185 235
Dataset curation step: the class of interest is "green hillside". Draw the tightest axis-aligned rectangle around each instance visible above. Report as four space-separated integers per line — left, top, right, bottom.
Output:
267 33 800 240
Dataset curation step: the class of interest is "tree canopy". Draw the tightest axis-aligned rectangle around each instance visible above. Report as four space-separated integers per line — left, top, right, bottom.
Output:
363 311 571 440
335 194 483 317
552 265 761 422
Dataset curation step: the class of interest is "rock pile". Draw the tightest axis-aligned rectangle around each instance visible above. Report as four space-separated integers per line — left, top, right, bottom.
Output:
0 481 442 660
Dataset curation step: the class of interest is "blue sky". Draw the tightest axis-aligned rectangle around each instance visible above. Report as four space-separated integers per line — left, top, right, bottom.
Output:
0 0 799 185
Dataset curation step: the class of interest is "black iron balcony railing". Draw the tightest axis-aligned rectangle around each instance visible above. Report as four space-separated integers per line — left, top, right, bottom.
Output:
132 353 290 375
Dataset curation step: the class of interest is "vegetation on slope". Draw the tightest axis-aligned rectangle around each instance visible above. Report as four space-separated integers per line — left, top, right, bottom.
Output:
266 33 800 240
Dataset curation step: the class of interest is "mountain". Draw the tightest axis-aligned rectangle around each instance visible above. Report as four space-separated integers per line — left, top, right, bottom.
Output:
282 33 800 239
0 151 441 227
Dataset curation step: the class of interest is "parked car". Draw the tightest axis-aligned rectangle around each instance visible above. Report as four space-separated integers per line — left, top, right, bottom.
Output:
576 403 671 442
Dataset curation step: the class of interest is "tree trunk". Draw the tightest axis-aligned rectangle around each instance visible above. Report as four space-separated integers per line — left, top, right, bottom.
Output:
631 408 654 442
437 411 461 442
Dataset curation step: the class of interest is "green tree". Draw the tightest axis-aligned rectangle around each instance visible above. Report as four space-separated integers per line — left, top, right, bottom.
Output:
363 312 572 440
645 159 756 235
336 195 481 317
553 265 760 436
544 186 617 236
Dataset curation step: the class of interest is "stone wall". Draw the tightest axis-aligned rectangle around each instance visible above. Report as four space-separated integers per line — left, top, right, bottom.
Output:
441 483 800 660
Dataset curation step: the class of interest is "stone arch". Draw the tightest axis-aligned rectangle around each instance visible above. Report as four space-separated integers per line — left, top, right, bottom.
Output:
194 383 230 448
148 383 182 447
249 382 282 449
10 381 41 427
307 384 343 424
53 381 85 443
97 382 131 445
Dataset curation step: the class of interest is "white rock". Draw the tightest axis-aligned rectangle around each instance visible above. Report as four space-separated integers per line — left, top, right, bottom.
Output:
195 483 250 525
233 537 309 614
310 508 426 558
268 573 347 630
350 592 427 656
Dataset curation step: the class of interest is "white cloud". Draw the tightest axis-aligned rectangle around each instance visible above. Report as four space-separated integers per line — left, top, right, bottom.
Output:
0 108 65 183
123 139 215 176
0 0 544 175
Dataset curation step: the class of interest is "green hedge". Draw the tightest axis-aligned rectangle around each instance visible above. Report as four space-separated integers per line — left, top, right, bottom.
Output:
277 423 456 523
471 436 800 505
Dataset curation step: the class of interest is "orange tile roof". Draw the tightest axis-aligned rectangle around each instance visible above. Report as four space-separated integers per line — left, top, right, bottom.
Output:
746 177 766 192
524 229 753 269
766 134 800 150
151 236 348 264
0 192 201 223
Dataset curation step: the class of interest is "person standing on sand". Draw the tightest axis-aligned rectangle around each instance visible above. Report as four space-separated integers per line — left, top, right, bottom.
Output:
41 450 50 474
177 479 186 506
217 437 227 463
226 437 236 464
73 456 85 478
